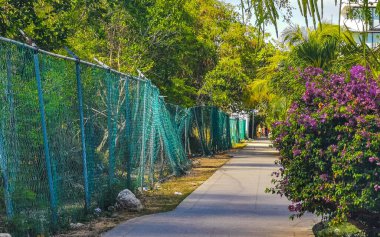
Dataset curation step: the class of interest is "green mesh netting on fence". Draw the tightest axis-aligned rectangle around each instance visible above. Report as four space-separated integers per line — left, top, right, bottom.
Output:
0 37 241 236
166 105 232 156
238 119 247 140
229 117 247 144
187 106 231 156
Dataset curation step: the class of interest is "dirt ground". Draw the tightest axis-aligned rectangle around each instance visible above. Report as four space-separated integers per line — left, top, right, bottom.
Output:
54 148 244 237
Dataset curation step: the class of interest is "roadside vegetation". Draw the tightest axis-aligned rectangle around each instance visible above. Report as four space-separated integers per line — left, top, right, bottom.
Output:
56 152 236 236
2 0 380 236
243 1 380 235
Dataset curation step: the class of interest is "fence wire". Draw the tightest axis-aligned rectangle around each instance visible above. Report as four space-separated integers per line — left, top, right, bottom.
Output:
0 37 247 236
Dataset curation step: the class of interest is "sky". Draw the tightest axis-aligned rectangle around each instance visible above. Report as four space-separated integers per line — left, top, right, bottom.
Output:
222 0 340 40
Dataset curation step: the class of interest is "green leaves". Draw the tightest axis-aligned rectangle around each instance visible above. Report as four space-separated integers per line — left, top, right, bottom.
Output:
272 66 380 227
246 0 327 37
200 57 249 110
1 0 277 110
249 0 283 37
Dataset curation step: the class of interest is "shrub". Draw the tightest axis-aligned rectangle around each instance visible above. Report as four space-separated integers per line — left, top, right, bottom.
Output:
270 66 380 228
313 221 366 237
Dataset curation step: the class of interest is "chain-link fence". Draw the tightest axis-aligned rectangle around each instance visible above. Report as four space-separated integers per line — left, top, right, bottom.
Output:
0 37 248 236
229 117 247 144
167 105 232 156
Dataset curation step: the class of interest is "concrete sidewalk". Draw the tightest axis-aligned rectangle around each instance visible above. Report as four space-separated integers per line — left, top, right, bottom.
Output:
103 140 318 237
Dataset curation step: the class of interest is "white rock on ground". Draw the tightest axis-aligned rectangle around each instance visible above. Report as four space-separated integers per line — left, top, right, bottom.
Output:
70 223 85 229
115 189 143 212
0 234 11 237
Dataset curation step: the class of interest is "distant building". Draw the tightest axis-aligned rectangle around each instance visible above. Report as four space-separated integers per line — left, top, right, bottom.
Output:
340 0 380 47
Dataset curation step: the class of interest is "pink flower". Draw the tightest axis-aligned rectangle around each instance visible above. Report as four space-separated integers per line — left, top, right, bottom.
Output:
330 145 337 153
288 202 302 212
319 173 328 181
374 184 380 192
293 149 301 156
369 157 377 163
350 65 367 80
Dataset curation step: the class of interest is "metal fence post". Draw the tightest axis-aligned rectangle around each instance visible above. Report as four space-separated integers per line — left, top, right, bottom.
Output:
148 97 156 188
124 78 132 189
139 82 148 190
0 133 12 218
226 116 232 148
1 51 14 218
184 116 188 155
193 107 206 155
33 50 57 226
106 72 116 184
186 111 192 155
74 60 90 210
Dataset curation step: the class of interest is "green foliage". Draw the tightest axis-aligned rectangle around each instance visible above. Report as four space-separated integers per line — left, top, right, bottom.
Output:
248 24 364 125
246 0 380 76
6 213 50 237
271 66 380 229
0 0 76 50
243 0 334 38
3 0 282 109
0 38 238 236
283 24 357 70
313 222 366 237
98 182 127 210
243 0 292 37
200 58 249 110
192 4 266 110
242 44 294 124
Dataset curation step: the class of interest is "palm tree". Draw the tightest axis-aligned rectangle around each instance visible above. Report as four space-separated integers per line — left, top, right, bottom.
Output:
282 23 358 70
281 25 308 45
243 0 334 37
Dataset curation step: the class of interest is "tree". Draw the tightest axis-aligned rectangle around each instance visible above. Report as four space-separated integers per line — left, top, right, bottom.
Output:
0 0 76 50
282 24 358 70
243 44 292 124
198 20 266 111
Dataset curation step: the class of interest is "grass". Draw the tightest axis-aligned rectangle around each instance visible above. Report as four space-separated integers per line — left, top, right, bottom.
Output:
55 152 235 237
142 154 232 213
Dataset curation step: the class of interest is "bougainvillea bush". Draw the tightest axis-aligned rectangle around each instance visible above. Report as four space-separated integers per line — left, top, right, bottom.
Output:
270 65 380 228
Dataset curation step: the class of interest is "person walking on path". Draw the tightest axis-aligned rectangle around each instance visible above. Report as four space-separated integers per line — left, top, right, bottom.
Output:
257 124 262 138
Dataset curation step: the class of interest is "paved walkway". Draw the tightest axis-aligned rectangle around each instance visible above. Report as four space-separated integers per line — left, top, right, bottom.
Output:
103 139 318 237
